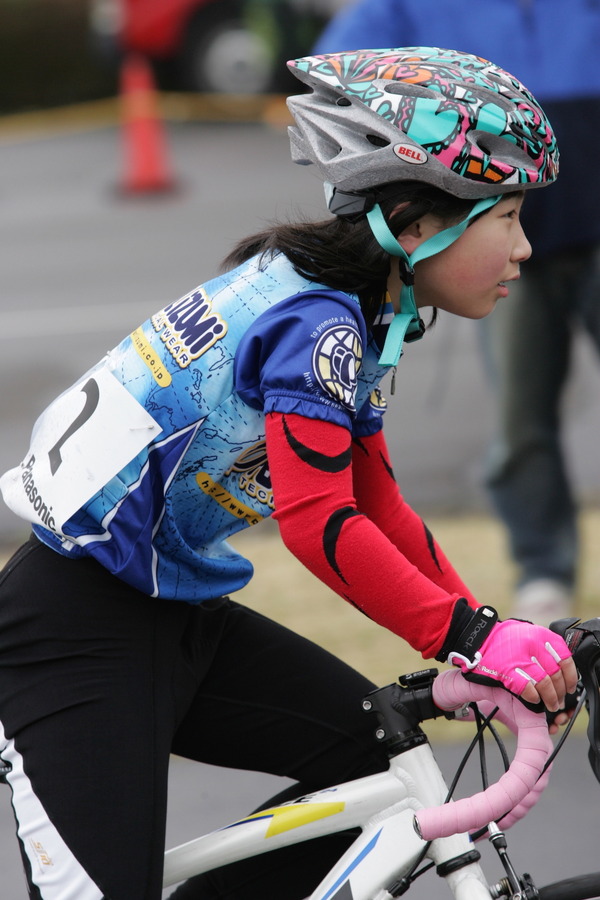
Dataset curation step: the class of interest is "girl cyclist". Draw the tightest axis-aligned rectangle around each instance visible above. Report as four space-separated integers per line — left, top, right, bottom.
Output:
0 47 577 900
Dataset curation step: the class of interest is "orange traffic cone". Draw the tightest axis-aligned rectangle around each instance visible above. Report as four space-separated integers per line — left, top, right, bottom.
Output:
119 53 176 195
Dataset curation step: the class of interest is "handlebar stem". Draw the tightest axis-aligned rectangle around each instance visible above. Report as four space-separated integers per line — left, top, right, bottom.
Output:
362 668 445 758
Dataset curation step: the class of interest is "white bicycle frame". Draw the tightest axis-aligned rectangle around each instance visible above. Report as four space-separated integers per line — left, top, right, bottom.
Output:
163 738 492 900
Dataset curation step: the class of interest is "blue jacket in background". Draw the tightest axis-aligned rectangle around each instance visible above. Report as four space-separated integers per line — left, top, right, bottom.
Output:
313 0 600 255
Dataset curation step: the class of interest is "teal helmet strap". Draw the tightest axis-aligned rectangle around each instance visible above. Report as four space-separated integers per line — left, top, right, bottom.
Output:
366 196 502 367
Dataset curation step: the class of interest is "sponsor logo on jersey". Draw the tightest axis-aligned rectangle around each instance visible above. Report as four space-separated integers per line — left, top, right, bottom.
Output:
312 325 362 409
369 388 387 413
225 442 274 510
151 287 228 368
195 473 264 525
131 327 172 386
19 454 57 532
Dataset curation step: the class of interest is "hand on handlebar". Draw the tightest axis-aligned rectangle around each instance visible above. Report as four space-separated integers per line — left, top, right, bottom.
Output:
447 608 578 711
417 668 555 841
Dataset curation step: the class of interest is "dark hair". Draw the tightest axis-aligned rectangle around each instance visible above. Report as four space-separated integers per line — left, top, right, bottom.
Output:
221 181 477 330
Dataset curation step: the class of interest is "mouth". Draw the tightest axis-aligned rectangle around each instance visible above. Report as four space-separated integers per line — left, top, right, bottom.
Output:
497 273 519 295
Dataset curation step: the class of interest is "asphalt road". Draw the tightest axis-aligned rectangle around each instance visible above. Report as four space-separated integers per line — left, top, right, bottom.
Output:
1 115 600 897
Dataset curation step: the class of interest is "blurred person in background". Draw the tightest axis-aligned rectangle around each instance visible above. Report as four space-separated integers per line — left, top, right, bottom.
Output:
314 0 600 624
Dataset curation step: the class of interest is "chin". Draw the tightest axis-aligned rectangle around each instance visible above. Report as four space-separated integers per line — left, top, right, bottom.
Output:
458 304 495 320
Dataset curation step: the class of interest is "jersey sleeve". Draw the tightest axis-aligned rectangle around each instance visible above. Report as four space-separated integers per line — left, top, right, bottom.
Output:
234 291 368 430
265 411 478 659
352 388 387 439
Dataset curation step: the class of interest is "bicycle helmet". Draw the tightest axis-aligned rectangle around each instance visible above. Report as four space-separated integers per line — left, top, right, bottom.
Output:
286 48 559 365
287 46 559 202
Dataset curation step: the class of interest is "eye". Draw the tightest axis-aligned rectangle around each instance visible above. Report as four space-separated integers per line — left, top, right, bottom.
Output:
502 207 520 221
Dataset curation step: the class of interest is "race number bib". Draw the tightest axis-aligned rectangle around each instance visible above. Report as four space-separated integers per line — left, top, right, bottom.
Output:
0 366 162 534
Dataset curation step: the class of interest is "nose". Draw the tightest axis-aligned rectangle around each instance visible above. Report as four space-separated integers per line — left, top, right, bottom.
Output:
513 221 532 263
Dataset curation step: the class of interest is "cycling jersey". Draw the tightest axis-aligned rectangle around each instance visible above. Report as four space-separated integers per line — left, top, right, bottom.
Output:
0 253 390 602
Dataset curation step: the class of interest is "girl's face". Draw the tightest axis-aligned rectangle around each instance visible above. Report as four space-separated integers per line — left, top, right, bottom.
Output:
395 194 532 319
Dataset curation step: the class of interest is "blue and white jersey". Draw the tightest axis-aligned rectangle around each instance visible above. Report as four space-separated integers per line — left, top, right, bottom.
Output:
1 253 390 602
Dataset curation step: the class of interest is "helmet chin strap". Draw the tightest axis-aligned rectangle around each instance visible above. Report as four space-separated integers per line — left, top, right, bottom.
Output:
366 196 502 367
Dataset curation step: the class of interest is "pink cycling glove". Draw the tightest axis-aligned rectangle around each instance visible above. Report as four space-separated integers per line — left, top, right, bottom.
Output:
445 606 572 698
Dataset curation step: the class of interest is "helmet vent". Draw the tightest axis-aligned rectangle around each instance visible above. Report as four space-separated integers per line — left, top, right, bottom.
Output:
463 84 517 112
367 134 390 148
381 81 438 99
470 130 533 167
336 96 352 106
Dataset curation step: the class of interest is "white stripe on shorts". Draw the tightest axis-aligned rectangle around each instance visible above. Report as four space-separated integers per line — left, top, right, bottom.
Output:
0 719 103 899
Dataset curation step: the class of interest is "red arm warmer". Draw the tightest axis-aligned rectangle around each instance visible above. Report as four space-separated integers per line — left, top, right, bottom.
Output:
266 412 478 659
351 428 478 605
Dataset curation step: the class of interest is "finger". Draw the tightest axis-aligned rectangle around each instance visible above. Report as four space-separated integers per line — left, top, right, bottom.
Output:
548 708 574 736
531 673 560 711
550 669 568 706
559 656 579 694
520 682 541 706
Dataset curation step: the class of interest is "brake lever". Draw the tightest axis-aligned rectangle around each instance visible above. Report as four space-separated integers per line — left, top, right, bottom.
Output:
550 616 600 785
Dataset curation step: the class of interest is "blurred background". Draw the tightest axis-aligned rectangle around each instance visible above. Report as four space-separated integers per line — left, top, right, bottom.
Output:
2 4 600 896
1 0 347 113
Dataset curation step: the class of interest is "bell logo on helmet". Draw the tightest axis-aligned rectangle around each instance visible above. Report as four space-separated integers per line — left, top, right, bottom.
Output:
393 142 427 165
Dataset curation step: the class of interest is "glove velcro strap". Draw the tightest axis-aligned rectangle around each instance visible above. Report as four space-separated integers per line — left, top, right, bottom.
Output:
448 606 498 668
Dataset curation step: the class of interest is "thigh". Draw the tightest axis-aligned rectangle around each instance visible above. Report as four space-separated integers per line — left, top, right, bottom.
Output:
173 598 388 788
0 538 193 900
169 601 389 900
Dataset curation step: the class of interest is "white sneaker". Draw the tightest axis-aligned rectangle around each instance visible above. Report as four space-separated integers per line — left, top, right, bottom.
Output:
512 578 574 626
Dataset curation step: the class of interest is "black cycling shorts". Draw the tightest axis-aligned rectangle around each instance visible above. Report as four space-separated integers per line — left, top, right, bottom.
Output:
0 536 387 899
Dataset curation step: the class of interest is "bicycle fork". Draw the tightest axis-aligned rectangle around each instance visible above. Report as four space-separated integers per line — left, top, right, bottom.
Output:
486 823 540 900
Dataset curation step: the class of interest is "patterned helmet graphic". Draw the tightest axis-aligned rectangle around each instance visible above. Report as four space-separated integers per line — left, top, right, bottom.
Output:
287 47 559 200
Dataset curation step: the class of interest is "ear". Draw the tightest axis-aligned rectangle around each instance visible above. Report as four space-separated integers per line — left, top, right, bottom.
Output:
396 212 442 256
396 219 426 256
388 201 433 255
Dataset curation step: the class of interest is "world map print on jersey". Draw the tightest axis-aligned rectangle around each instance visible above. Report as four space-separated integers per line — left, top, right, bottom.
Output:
22 253 390 603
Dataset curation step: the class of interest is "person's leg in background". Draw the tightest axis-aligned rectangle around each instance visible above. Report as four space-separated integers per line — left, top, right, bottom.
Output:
577 245 600 371
482 252 580 622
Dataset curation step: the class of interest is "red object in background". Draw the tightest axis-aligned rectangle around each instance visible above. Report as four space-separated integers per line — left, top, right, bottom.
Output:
118 0 209 58
119 53 177 194
91 0 330 94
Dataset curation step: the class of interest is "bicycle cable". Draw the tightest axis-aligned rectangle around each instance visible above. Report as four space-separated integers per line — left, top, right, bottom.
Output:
470 685 587 842
388 687 586 895
387 704 502 895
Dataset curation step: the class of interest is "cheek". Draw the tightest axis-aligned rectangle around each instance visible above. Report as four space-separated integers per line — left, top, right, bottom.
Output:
445 239 507 290
415 226 508 304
